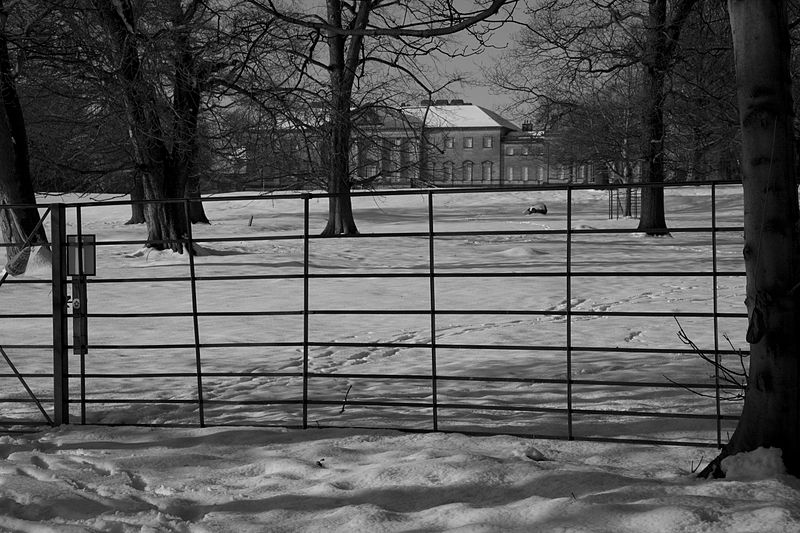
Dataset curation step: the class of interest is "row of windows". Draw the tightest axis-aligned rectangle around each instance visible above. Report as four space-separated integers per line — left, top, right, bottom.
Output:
440 137 542 157
382 136 541 157
506 166 547 181
432 162 551 183
443 136 495 150
437 160 494 181
506 146 535 156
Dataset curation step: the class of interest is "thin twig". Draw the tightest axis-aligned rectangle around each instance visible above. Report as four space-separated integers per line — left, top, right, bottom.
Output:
670 317 747 401
340 384 352 414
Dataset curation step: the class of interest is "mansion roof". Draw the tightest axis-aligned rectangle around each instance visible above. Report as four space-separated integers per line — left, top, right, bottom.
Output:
402 104 519 131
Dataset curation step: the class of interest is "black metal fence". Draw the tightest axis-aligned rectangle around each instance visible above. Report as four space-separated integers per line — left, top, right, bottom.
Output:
608 186 641 219
0 182 747 447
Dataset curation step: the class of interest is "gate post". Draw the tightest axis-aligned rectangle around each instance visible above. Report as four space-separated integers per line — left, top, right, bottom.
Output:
51 203 69 425
302 193 310 429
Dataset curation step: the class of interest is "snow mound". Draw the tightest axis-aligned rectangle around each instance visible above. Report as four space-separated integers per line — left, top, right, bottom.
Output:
192 244 251 256
124 244 249 262
125 247 186 262
721 447 786 480
493 246 548 257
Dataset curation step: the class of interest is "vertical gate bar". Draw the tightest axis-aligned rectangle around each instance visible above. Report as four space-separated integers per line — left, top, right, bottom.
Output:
75 205 87 424
184 199 205 427
77 276 87 424
428 191 438 431
566 186 574 440
51 203 69 425
711 183 722 446
302 194 310 429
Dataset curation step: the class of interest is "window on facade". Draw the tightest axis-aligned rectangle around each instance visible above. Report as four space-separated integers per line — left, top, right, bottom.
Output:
464 137 473 149
506 147 515 156
523 166 530 181
463 161 474 182
443 161 454 182
523 146 530 156
482 161 493 181
445 137 454 149
483 136 493 148
507 166 514 180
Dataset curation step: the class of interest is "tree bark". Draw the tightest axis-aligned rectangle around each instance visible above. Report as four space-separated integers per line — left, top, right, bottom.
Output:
171 10 209 226
319 0 368 236
93 0 189 252
0 7 46 257
637 0 697 235
700 0 800 478
126 172 146 224
637 0 670 235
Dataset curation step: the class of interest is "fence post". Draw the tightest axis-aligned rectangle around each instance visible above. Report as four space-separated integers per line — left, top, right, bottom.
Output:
428 191 438 431
184 199 205 427
302 194 310 429
566 186 574 440
51 203 69 425
73 206 87 424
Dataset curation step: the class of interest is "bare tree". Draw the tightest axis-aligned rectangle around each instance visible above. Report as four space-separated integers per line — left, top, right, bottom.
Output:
700 0 800 478
250 0 518 236
638 0 697 234
0 0 46 260
667 3 738 182
90 0 187 251
88 0 255 251
491 0 697 234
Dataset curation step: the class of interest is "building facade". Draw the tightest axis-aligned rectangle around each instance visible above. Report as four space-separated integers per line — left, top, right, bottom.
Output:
252 100 616 191
351 100 606 189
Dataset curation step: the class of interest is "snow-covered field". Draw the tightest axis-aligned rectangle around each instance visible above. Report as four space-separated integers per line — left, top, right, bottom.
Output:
1 184 798 532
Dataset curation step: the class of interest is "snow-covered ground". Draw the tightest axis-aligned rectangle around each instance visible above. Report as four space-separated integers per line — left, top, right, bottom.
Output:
1 425 798 532
1 184 798 532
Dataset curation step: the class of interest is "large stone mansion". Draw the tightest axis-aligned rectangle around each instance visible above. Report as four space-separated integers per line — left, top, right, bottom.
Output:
244 99 736 191
251 100 604 191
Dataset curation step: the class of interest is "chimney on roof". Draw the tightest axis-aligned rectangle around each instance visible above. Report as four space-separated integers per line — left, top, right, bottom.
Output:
450 99 465 105
522 122 534 131
421 99 433 106
434 99 449 105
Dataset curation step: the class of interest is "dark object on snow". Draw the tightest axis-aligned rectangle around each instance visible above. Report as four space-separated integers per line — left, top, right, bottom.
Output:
524 202 548 215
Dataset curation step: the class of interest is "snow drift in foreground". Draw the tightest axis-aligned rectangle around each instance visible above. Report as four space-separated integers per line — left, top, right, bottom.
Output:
0 425 798 532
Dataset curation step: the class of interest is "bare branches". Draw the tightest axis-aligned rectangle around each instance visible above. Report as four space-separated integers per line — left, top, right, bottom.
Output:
668 318 748 402
248 0 517 38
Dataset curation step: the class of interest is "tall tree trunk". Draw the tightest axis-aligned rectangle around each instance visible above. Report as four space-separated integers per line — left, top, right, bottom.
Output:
141 167 187 251
322 104 358 236
0 9 45 259
701 0 800 478
638 0 670 235
93 0 188 252
637 0 697 234
187 184 209 224
171 11 208 226
320 0 366 237
126 172 145 224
